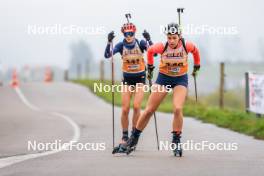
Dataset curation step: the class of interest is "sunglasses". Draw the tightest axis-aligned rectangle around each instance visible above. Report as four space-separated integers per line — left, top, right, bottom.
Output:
124 32 135 37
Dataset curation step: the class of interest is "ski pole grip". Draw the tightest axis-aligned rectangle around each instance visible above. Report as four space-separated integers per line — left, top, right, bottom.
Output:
177 8 184 13
125 13 131 23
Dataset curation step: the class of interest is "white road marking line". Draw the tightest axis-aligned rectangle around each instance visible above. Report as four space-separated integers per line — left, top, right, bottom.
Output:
14 87 40 111
51 112 80 147
0 87 81 169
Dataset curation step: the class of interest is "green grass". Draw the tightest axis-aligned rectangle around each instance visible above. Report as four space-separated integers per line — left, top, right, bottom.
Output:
73 79 264 140
200 89 246 110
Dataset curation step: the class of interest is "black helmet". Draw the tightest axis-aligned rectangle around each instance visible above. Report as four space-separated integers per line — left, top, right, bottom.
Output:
166 23 179 35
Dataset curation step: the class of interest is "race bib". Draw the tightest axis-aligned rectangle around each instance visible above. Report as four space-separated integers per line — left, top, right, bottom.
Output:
127 64 140 71
169 66 180 73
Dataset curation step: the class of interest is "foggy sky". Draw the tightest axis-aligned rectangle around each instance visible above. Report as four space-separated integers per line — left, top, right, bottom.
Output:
0 0 263 70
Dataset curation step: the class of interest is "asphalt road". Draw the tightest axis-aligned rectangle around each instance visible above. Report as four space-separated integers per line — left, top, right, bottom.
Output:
0 82 263 176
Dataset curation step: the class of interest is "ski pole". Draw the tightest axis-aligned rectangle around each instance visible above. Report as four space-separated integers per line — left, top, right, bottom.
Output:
194 75 198 102
146 39 160 151
177 8 199 102
177 8 184 36
149 79 160 151
110 42 115 149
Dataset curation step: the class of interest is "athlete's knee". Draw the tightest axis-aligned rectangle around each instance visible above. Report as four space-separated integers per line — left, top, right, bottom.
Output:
122 107 130 116
133 103 141 112
144 106 155 117
173 107 183 117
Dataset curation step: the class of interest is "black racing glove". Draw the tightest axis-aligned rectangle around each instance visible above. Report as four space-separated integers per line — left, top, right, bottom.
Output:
142 30 151 41
192 65 200 77
147 64 155 80
108 31 115 43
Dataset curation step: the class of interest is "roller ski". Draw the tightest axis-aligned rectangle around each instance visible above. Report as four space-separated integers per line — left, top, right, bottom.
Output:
112 135 129 154
112 143 128 154
172 132 183 157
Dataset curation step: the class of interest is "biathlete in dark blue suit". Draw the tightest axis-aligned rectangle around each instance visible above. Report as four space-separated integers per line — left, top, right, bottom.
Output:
104 22 153 154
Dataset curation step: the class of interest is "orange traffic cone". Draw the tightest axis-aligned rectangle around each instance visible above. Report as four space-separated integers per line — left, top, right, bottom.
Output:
10 69 19 88
44 67 53 82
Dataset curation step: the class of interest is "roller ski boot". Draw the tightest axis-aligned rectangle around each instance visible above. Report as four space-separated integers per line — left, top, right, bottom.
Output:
172 132 183 157
125 134 139 155
112 134 129 154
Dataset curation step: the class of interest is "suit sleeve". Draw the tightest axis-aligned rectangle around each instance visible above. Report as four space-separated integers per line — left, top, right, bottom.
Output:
147 42 164 65
185 41 200 65
139 39 154 52
104 42 123 58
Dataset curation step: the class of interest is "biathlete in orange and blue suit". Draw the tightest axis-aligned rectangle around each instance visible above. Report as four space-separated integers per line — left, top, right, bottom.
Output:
105 22 154 152
124 23 201 156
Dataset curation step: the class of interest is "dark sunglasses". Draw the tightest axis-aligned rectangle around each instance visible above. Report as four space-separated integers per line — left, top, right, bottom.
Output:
124 32 135 37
